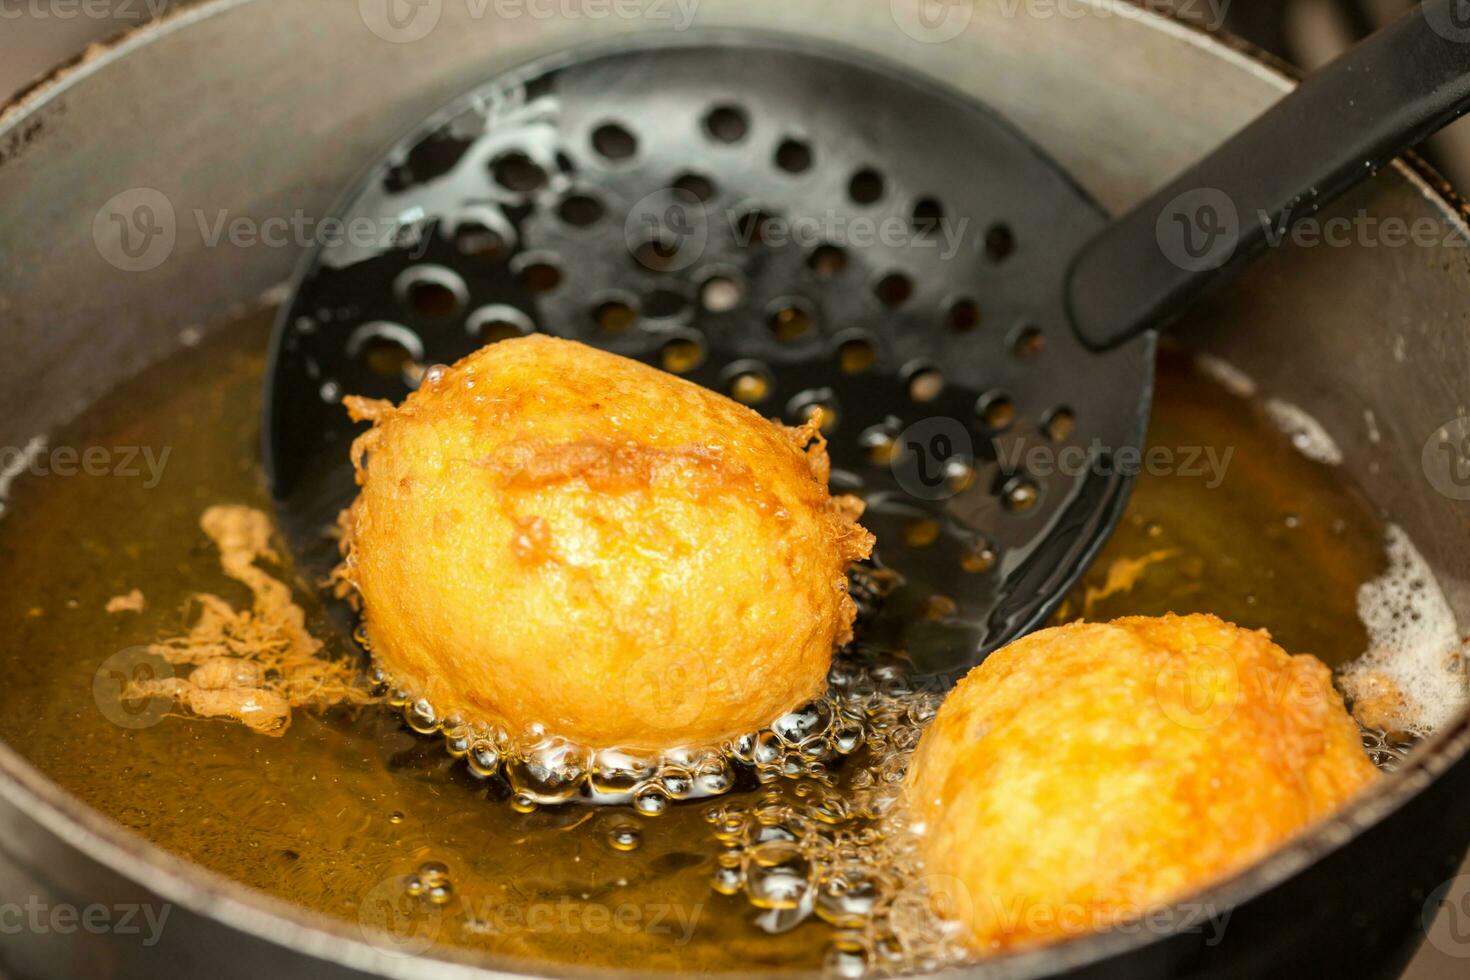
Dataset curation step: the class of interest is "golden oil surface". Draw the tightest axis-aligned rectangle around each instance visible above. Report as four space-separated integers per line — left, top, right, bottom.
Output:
0 317 1385 972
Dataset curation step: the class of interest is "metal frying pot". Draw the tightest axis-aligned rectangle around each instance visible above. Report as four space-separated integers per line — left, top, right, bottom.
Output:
1 1 1469 977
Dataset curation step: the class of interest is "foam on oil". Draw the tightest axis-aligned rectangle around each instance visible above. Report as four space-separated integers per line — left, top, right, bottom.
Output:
1344 524 1470 735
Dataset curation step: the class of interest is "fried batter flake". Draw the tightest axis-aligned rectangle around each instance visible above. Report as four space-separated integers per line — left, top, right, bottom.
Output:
124 505 373 736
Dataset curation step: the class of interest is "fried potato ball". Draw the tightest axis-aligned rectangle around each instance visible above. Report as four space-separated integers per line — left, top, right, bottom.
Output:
906 613 1378 953
340 336 873 752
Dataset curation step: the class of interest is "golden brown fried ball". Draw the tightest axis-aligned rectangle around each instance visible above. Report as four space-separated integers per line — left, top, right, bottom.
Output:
339 336 872 752
906 613 1378 953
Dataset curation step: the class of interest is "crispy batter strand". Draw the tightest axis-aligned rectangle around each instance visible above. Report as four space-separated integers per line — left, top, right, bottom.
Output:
123 505 374 736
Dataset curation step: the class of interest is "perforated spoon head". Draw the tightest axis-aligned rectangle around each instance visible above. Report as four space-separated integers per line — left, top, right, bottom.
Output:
265 36 1154 679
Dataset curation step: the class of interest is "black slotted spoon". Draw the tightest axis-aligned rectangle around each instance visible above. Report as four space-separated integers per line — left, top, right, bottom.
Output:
266 7 1470 679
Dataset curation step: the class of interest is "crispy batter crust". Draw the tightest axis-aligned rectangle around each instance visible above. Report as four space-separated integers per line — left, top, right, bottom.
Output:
339 336 873 751
906 613 1379 953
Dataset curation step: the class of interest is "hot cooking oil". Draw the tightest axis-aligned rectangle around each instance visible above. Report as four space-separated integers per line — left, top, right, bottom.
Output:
0 313 1407 972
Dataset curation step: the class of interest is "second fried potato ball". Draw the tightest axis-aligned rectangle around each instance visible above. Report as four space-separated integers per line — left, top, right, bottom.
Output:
906 613 1378 953
340 336 873 752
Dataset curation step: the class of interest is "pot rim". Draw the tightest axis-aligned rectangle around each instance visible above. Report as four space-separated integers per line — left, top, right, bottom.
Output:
1 2 1468 977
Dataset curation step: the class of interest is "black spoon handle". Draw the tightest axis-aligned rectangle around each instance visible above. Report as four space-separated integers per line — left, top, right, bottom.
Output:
1068 0 1470 350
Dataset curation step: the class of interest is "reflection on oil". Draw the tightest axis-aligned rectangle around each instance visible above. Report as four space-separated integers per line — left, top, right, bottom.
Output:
0 318 1399 971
